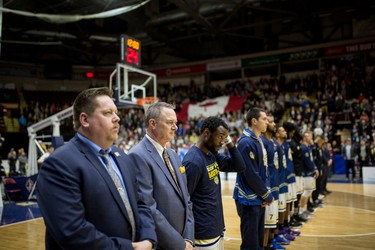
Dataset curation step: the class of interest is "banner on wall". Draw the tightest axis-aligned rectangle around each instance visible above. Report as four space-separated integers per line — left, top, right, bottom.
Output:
324 41 375 56
152 64 206 77
176 95 247 123
206 60 241 71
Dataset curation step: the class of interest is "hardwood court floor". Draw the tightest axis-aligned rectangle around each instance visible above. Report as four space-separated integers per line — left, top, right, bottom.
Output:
222 181 375 250
0 181 374 249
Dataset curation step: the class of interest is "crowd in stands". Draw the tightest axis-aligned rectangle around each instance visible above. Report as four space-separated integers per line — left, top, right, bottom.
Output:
1 56 375 250
2 56 375 177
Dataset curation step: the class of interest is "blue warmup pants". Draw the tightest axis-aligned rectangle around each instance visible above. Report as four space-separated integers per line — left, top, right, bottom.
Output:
235 201 265 250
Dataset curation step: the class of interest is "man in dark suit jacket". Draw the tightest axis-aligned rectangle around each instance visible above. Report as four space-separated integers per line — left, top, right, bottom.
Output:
36 87 157 250
128 102 194 250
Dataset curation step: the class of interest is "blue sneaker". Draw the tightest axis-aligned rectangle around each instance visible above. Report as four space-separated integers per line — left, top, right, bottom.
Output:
275 234 290 245
271 238 285 250
283 233 295 241
284 226 301 236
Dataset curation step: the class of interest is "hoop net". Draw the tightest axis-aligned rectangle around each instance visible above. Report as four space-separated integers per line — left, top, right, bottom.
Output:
137 96 159 112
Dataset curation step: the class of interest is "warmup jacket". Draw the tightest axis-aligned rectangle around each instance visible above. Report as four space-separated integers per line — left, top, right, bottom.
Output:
301 143 317 177
233 128 273 206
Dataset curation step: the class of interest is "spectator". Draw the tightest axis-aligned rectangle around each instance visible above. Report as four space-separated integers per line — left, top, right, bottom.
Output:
7 148 17 176
342 138 358 181
37 145 55 165
358 138 370 180
17 148 28 176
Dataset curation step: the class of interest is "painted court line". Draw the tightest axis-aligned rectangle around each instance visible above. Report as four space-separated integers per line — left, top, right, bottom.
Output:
0 217 43 228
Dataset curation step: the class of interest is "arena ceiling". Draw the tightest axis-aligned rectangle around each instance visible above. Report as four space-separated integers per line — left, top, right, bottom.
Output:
1 0 374 68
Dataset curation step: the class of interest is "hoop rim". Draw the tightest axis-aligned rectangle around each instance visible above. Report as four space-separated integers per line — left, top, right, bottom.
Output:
136 96 159 107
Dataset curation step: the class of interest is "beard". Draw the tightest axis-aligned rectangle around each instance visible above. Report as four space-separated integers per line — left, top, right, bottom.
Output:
206 135 219 153
107 131 119 143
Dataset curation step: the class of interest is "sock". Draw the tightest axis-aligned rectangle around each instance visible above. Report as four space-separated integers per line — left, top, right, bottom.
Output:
293 207 299 216
299 207 305 214
284 219 289 228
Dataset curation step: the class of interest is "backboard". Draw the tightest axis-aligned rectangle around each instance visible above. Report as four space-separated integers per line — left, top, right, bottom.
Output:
109 63 157 107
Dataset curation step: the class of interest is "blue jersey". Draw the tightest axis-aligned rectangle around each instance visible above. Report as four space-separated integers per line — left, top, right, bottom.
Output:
283 140 296 184
287 138 303 176
275 140 288 194
301 143 317 176
183 145 245 240
261 135 279 200
233 128 273 206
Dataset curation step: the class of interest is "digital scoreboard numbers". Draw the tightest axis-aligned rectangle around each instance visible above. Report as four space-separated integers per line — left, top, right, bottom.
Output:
121 35 141 67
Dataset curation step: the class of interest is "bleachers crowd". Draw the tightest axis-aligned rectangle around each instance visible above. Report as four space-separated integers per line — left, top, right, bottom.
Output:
1 55 375 250
1 56 375 177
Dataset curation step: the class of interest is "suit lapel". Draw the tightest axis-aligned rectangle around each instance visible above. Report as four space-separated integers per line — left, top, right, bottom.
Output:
73 136 133 223
144 138 183 197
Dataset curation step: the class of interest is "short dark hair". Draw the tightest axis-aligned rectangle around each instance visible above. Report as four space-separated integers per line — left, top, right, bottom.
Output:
283 121 299 139
283 121 296 133
200 116 229 134
144 102 175 129
245 107 264 126
276 124 284 133
73 87 113 131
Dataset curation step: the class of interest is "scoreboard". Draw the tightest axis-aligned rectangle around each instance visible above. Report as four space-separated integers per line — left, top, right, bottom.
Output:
121 34 141 67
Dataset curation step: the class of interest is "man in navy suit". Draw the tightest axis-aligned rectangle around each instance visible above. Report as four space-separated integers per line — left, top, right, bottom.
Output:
128 102 195 250
36 87 157 250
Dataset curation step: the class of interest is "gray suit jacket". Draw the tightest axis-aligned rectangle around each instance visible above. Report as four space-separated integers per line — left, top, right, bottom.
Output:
128 137 194 250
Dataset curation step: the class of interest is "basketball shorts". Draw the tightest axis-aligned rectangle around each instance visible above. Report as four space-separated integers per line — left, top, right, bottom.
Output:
295 176 304 195
286 182 297 203
278 193 287 212
303 176 316 191
265 200 279 228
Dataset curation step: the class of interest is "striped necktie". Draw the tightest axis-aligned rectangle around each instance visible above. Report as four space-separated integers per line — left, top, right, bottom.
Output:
162 149 181 192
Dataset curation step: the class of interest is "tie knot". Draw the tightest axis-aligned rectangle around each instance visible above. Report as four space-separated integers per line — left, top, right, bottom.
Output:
98 149 112 156
163 149 169 159
98 150 111 165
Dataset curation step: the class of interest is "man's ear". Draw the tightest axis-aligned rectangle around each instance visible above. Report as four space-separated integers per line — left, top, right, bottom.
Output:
251 117 257 126
80 113 89 128
203 128 211 138
149 118 157 129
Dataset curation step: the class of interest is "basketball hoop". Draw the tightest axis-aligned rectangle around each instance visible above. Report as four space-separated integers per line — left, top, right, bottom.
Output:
137 96 159 112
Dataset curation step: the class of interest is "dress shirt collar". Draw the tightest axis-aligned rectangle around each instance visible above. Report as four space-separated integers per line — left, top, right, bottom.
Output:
145 134 165 158
77 132 112 155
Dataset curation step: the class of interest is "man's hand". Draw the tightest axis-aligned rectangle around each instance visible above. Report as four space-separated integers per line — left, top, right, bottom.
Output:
224 135 234 148
262 197 274 207
314 170 319 179
185 240 195 250
328 159 333 166
132 240 153 250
